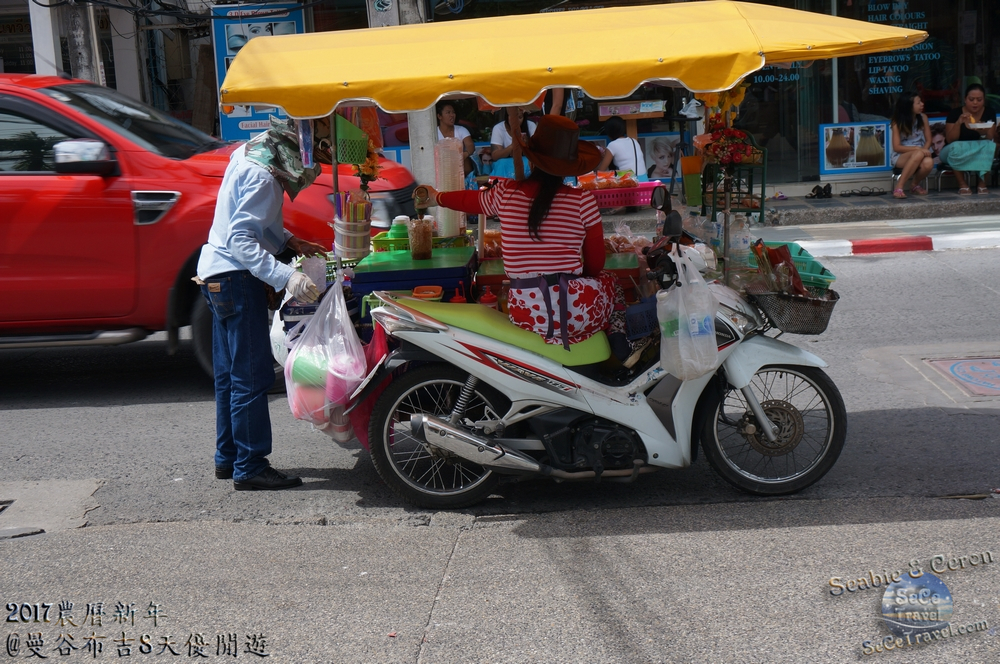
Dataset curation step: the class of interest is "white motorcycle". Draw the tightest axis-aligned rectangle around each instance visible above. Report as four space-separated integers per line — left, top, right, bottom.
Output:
354 190 846 509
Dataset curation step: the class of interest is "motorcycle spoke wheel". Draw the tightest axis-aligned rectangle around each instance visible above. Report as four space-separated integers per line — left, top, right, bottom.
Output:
368 365 505 509
701 366 846 495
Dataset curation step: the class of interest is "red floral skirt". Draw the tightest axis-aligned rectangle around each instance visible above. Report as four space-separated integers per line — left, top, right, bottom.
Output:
507 272 618 346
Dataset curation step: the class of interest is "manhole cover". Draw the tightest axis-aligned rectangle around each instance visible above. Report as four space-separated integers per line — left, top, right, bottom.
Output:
926 358 1000 397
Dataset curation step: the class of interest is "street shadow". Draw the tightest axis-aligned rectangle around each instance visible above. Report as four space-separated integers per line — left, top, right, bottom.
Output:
307 406 1000 528
2 338 215 409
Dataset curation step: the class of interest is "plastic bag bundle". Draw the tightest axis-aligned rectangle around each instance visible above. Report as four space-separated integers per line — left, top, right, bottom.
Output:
434 138 465 237
656 249 719 380
285 278 367 436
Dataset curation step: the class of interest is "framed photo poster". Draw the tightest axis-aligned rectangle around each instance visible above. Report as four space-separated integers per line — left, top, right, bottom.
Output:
819 121 890 175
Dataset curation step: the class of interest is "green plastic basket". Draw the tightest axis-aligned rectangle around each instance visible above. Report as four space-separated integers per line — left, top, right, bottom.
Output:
335 115 370 165
749 241 836 291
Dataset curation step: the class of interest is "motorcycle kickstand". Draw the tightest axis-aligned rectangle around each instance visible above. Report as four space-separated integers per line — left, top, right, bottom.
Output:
740 386 778 443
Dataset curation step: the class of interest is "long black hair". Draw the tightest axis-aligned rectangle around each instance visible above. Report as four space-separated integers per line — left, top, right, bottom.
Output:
890 92 923 137
604 116 627 141
965 83 986 100
526 168 565 240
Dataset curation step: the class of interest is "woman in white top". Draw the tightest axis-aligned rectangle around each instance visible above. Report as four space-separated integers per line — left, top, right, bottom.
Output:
596 116 646 179
436 101 475 175
490 109 538 160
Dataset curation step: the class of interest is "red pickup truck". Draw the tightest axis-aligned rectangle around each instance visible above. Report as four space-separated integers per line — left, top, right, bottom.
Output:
0 74 416 375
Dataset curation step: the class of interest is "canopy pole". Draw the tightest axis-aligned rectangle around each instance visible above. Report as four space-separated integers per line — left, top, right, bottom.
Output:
331 113 339 194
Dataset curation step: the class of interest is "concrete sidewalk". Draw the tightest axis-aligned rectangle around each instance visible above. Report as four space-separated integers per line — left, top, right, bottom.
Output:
2 497 998 663
756 213 1000 257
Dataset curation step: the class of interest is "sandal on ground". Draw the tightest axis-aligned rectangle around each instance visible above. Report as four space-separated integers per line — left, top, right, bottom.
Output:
893 188 906 199
840 190 853 197
910 185 928 195
978 186 989 195
958 187 972 195
871 187 887 196
855 187 871 197
805 185 823 199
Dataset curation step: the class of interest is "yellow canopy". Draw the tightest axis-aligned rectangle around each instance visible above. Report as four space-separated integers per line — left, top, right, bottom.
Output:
219 0 926 118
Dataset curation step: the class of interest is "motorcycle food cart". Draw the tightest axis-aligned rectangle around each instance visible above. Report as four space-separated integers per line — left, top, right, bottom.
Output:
219 1 927 508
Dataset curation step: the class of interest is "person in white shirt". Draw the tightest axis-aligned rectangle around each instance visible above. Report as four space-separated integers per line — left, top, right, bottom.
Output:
596 116 646 178
436 101 475 175
490 109 538 160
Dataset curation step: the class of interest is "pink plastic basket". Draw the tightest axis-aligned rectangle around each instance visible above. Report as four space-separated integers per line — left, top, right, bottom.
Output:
589 181 659 208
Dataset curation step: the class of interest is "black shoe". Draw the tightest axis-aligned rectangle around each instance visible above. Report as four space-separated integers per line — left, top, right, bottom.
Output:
215 467 234 480
233 466 303 491
822 184 832 198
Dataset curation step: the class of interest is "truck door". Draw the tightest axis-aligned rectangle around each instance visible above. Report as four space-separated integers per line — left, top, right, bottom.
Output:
0 96 136 322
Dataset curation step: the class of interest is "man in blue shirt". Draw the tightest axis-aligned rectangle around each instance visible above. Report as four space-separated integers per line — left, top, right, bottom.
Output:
197 116 330 491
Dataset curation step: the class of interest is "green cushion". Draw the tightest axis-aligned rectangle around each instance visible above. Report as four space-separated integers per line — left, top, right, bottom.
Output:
400 298 610 367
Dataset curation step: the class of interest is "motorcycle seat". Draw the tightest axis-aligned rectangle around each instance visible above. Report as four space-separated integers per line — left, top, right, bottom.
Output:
398 297 611 367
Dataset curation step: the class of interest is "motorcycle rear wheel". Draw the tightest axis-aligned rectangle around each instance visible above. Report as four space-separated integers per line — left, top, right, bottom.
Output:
368 364 507 509
700 365 846 495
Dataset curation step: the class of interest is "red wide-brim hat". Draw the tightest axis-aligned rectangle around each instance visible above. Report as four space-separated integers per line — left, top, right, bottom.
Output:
521 115 602 177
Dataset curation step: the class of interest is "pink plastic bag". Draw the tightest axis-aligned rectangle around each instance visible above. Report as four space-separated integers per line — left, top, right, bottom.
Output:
285 278 366 434
348 323 390 451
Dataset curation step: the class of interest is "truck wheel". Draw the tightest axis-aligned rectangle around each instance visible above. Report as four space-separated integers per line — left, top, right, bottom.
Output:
191 297 214 378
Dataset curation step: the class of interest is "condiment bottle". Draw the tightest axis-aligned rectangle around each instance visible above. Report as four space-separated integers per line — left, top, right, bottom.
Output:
499 279 510 314
389 215 409 238
479 286 498 309
449 287 467 303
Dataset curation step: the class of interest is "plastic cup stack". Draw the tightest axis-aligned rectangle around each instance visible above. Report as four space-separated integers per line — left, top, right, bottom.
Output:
435 138 465 237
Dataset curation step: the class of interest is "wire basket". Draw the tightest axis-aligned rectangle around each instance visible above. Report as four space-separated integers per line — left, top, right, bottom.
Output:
335 115 370 165
625 297 659 340
745 285 839 335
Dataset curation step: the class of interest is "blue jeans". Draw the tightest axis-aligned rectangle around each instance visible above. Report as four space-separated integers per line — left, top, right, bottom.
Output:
200 271 274 481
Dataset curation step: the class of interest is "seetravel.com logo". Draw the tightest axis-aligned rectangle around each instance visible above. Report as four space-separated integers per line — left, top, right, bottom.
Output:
863 572 987 655
825 550 992 656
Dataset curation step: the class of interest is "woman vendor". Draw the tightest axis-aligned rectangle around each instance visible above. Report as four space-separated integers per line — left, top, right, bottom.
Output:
415 115 632 359
436 101 475 175
940 83 997 194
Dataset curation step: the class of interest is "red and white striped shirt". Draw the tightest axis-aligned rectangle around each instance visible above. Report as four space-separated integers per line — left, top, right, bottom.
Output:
439 179 603 278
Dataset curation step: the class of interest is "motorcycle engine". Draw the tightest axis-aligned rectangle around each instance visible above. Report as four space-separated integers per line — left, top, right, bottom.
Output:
529 411 645 473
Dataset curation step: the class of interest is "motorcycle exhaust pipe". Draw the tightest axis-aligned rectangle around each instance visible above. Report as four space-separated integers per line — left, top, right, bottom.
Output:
410 414 543 475
410 415 656 481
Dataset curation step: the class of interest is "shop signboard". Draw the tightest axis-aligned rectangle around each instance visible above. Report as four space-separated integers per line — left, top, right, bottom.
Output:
819 121 891 176
210 3 305 141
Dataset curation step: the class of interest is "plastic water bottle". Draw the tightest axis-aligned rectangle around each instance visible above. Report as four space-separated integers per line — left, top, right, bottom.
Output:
705 213 724 256
684 211 701 238
656 289 682 375
728 213 752 270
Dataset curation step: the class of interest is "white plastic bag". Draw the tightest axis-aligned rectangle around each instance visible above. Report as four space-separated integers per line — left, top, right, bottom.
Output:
657 250 719 380
285 277 366 431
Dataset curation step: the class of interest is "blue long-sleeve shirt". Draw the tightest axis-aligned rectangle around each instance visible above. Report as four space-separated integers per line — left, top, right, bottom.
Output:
197 149 295 290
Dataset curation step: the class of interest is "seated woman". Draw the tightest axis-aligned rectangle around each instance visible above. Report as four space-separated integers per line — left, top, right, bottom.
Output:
489 109 537 179
939 83 997 194
436 101 476 176
416 116 631 358
889 92 933 198
596 116 647 179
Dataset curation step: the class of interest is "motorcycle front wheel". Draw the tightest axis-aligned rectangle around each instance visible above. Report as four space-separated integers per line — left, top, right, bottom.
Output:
700 365 847 495
368 364 507 509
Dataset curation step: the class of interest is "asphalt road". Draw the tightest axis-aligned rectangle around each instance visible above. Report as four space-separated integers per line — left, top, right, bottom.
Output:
3 248 999 525
3 247 1000 663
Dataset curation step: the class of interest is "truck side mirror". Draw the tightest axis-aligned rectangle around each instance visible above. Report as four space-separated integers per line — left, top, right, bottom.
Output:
53 139 117 176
